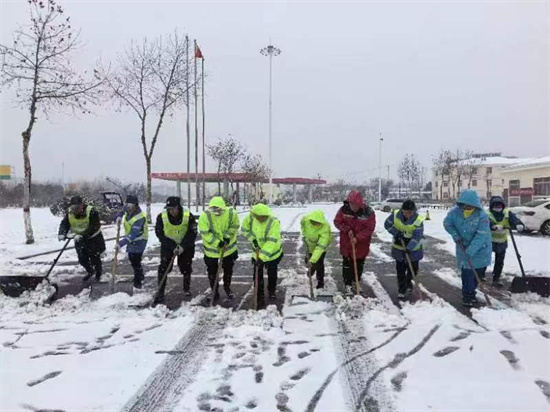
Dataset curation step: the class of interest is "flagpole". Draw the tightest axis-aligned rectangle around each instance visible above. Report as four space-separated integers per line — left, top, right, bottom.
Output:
186 36 191 208
201 55 206 211
194 40 199 213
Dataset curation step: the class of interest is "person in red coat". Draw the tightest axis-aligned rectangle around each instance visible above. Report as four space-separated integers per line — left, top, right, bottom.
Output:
333 190 376 295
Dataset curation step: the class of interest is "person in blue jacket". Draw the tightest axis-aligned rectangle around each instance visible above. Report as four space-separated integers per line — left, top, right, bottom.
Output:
443 190 492 307
115 195 148 289
384 199 424 299
486 196 524 287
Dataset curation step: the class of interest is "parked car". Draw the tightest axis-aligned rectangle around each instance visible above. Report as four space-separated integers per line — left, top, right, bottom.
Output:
370 201 383 211
379 198 406 212
509 199 550 236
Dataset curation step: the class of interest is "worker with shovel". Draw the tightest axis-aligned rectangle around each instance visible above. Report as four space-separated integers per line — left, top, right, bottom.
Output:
301 210 333 289
486 196 524 287
384 200 425 300
58 195 106 282
114 195 148 290
334 190 376 296
241 203 284 308
198 196 240 302
444 190 492 307
155 196 197 303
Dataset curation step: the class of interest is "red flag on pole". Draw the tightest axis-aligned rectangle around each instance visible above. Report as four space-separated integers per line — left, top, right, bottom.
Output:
195 44 204 59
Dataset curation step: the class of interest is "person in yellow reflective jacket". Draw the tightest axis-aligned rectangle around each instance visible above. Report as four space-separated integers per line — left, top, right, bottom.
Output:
301 210 333 289
155 196 197 303
58 195 106 282
114 195 148 289
241 203 283 307
198 196 240 302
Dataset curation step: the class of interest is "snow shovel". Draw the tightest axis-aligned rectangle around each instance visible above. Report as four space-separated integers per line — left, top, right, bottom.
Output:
150 253 177 308
509 228 549 297
0 237 72 299
90 221 133 299
253 248 260 310
350 233 362 296
211 246 226 307
457 242 493 307
400 238 424 302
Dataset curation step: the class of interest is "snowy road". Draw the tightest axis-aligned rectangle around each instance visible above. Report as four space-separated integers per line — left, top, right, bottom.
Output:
1 204 550 411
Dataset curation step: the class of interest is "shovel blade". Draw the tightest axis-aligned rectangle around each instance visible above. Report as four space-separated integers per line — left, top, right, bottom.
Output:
90 281 134 299
510 276 550 298
0 275 47 297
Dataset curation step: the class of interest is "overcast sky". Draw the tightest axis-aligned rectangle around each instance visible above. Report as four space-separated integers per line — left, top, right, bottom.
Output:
1 0 548 186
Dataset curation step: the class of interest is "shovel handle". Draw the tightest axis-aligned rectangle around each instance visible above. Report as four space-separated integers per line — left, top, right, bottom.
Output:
457 241 492 307
211 246 227 307
154 252 177 302
253 248 259 310
307 262 315 300
400 238 423 301
111 220 122 293
508 228 526 278
349 232 361 296
45 237 73 279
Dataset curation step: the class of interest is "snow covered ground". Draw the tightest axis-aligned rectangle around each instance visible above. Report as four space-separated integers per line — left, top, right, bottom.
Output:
1 203 550 411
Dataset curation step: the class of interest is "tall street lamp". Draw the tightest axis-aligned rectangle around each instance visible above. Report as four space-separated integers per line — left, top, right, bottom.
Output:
260 44 281 204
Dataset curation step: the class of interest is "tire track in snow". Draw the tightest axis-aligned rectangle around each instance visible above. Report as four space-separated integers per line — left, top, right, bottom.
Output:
121 321 222 412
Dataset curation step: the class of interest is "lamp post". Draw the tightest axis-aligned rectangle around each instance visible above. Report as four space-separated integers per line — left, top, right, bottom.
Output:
260 44 281 204
378 133 383 202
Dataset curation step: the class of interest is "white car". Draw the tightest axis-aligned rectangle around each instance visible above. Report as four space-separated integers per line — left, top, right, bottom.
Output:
379 198 406 212
510 199 550 236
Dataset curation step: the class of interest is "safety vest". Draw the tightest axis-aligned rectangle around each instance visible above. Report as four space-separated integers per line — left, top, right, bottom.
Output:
246 215 283 262
123 211 149 242
200 208 239 258
392 210 424 251
488 210 510 243
68 205 93 235
161 210 190 244
300 215 332 264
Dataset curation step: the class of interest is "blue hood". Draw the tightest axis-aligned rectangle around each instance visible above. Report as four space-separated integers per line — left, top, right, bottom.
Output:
456 190 483 209
489 196 506 209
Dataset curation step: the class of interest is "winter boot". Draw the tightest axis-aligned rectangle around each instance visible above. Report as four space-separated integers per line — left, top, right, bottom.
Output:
345 285 354 296
492 278 503 288
152 295 165 307
183 289 192 297
225 288 234 300
316 282 324 289
268 291 277 300
133 278 143 289
397 291 406 300
82 271 94 282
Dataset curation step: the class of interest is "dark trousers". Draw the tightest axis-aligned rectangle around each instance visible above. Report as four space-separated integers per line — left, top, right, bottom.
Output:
342 256 365 287
461 266 487 301
204 251 238 295
492 250 506 280
158 246 194 296
254 254 284 301
75 234 105 277
396 259 419 294
308 253 326 287
128 253 144 286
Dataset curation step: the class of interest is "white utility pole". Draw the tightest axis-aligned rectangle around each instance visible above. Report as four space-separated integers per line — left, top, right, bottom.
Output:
260 44 281 204
378 133 383 202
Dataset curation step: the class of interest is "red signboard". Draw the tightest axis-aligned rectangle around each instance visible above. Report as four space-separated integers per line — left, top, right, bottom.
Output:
510 188 535 196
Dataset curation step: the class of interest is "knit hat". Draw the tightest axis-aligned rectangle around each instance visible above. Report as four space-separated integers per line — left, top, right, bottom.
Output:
347 190 364 206
402 199 416 211
166 196 181 208
126 195 139 205
69 195 83 206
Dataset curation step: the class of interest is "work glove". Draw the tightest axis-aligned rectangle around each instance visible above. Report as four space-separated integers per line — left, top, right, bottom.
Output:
304 254 309 265
218 239 227 249
115 216 122 225
394 232 404 242
493 225 504 232
516 224 525 232
73 235 83 243
173 245 184 255
58 234 66 242
350 237 357 245
252 239 259 249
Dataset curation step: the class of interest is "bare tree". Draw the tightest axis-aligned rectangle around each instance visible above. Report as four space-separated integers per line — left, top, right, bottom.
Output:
462 150 481 189
433 149 455 200
398 154 421 196
102 32 192 221
0 0 102 244
206 135 246 196
241 153 270 203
